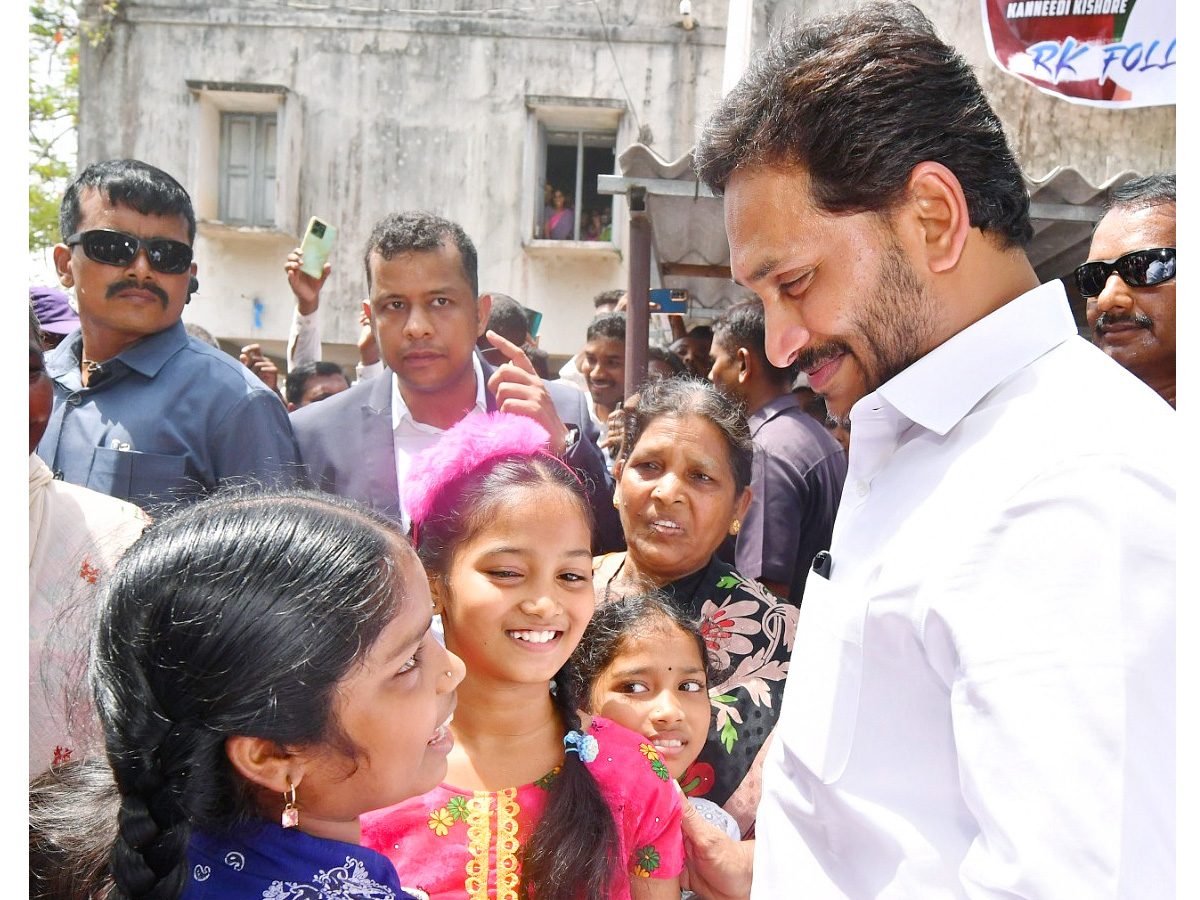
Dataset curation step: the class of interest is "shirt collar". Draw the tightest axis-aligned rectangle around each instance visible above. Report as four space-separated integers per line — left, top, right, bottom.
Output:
392 351 488 429
45 320 189 381
749 392 801 433
854 280 1076 436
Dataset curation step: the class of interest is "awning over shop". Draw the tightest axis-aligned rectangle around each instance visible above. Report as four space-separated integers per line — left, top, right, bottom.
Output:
602 143 1142 334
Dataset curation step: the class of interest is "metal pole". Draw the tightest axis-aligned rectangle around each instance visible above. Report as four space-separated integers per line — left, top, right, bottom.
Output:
626 185 650 400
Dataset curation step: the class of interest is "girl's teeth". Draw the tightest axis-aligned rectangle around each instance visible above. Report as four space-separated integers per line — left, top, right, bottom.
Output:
509 630 557 643
655 739 683 749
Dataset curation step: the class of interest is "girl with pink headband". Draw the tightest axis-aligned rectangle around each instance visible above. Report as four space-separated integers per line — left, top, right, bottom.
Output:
360 411 683 900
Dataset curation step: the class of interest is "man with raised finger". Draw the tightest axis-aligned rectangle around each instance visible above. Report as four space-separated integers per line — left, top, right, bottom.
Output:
290 211 623 551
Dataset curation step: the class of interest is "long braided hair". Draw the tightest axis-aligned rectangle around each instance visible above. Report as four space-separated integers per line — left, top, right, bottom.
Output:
90 490 413 900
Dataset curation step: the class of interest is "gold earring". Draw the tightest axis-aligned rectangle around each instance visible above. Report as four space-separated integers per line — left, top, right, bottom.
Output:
613 495 620 509
282 780 299 828
730 519 741 536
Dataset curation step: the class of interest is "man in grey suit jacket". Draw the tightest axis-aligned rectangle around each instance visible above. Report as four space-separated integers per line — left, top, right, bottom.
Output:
290 211 623 552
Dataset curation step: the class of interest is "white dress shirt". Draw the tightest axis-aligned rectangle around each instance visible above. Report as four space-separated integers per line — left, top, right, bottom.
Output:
287 307 382 384
752 281 1175 899
391 354 488 531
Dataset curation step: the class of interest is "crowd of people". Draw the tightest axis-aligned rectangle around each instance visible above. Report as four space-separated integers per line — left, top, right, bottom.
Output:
29 2 1174 899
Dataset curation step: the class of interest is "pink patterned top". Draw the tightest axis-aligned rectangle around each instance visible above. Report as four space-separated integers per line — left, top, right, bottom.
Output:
360 716 684 900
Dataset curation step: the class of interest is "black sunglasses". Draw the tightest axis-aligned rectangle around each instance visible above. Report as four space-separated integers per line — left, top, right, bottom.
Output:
1073 247 1175 299
65 229 194 276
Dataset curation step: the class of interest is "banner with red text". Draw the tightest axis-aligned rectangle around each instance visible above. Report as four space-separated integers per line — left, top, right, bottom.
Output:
981 0 1175 107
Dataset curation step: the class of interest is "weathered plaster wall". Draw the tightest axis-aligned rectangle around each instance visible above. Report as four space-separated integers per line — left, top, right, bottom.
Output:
77 1 731 355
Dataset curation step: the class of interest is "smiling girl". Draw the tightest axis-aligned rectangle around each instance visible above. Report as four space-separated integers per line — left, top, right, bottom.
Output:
570 592 742 841
56 491 464 900
360 412 683 900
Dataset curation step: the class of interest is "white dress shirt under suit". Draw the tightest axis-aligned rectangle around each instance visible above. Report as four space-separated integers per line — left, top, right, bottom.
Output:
753 281 1175 899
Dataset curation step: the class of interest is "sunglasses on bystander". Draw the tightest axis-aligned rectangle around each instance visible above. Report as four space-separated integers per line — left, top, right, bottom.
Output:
65 229 194 276
1073 247 1175 299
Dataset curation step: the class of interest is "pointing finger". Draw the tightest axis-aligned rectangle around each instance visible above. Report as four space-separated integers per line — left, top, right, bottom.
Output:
485 329 536 377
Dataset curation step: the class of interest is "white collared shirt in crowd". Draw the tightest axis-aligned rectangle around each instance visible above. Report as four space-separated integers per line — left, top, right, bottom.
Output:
391 354 488 532
753 280 1175 899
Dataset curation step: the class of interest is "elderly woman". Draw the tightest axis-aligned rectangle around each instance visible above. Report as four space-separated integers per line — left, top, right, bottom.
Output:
594 378 796 838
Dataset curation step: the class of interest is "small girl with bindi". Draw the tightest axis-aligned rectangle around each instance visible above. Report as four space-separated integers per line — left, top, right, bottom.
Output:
570 592 742 841
360 412 683 900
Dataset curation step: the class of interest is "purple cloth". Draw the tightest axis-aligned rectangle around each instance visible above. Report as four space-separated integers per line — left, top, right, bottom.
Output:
546 207 575 240
735 393 846 605
30 285 80 335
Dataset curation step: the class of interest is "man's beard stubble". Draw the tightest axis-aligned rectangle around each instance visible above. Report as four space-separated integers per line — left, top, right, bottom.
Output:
803 238 938 428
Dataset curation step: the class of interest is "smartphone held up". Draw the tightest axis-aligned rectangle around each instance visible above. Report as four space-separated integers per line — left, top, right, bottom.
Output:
299 216 337 279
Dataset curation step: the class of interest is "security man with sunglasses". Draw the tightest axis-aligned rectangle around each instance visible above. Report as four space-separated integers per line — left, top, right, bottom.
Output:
40 159 300 510
1077 173 1176 408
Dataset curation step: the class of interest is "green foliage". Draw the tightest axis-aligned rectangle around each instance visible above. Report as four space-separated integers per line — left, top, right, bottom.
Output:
29 1 119 250
29 0 80 250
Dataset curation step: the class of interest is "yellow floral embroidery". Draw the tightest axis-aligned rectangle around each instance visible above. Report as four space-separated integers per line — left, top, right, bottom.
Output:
463 789 522 900
464 794 491 900
495 788 520 899
639 742 660 761
428 808 454 836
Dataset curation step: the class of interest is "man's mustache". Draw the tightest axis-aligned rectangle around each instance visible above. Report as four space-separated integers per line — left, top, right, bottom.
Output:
1095 311 1153 333
796 341 851 374
106 279 170 308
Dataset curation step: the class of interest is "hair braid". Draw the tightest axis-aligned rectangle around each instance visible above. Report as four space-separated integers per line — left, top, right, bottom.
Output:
101 623 194 900
518 665 621 900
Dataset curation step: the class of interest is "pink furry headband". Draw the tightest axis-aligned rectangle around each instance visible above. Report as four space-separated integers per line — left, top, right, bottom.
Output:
403 411 553 529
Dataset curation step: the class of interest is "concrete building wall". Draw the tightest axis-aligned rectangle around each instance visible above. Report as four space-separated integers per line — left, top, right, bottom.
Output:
75 0 1173 359
77 0 731 360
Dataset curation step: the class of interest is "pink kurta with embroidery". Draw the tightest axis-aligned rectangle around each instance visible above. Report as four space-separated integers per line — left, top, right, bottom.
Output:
360 716 684 900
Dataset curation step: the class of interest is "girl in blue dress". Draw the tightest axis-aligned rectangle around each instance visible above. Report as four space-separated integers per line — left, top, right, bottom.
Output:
35 490 464 900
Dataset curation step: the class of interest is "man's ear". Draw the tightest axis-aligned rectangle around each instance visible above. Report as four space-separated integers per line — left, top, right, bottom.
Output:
901 161 970 275
735 347 753 385
475 293 492 339
53 244 75 289
225 735 305 795
361 298 373 324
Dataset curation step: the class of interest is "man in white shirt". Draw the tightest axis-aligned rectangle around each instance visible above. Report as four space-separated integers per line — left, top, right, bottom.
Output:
680 3 1175 899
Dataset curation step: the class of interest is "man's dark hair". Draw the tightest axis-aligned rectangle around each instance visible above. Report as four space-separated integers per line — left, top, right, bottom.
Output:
184 322 220 349
586 311 626 343
60 159 196 243
593 289 624 309
362 211 479 296
524 344 553 380
1106 173 1175 214
484 293 531 346
285 360 349 406
695 0 1032 248
712 297 800 386
647 344 688 378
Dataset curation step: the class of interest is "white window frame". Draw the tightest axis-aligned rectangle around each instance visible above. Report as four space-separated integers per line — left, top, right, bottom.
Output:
524 96 627 253
186 81 300 236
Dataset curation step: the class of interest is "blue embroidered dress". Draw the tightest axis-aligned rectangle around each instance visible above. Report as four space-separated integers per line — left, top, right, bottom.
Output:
183 820 421 900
